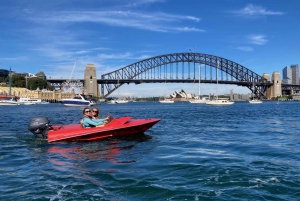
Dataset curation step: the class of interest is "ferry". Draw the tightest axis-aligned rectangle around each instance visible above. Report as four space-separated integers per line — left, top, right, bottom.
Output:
18 97 42 104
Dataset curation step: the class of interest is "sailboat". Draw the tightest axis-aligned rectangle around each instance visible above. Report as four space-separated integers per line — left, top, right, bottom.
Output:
159 82 174 103
206 60 234 106
116 79 129 104
249 81 262 104
189 64 207 104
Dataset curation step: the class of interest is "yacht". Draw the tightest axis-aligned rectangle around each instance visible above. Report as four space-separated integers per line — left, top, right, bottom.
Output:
116 99 129 104
0 97 20 106
205 61 234 106
189 97 207 104
106 100 117 104
60 94 95 107
206 99 234 106
189 64 207 104
249 99 262 104
159 99 174 103
249 81 262 104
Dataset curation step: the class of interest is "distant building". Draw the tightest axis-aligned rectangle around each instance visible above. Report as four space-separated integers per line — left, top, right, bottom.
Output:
282 66 292 84
291 64 299 85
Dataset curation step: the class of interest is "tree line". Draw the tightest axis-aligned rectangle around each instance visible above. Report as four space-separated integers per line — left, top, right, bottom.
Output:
0 74 55 91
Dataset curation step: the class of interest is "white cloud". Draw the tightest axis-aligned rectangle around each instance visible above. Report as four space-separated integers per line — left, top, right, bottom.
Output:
233 4 284 17
248 35 268 45
174 27 205 32
31 11 202 33
236 46 253 52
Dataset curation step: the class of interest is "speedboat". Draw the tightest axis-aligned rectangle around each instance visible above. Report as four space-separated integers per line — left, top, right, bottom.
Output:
28 114 161 143
0 97 20 106
60 94 95 107
18 97 42 104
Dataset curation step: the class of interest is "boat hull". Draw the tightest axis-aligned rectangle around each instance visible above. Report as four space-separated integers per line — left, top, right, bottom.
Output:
60 100 91 106
249 100 262 104
189 99 206 104
206 100 234 106
0 101 20 106
47 117 161 143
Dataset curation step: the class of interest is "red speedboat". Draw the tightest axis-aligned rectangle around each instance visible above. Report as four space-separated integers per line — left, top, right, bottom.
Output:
28 115 161 143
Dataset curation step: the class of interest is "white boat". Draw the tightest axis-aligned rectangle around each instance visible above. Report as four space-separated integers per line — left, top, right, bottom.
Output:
206 60 234 106
116 79 128 104
24 102 35 105
0 97 20 106
18 97 42 104
249 99 262 104
159 99 174 103
189 64 207 104
60 94 95 107
41 100 50 104
159 82 174 103
206 99 234 105
116 99 129 104
190 98 207 104
249 81 262 104
106 100 117 104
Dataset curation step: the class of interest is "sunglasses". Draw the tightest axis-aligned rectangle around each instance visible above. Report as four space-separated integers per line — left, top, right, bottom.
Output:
92 110 98 113
85 110 91 113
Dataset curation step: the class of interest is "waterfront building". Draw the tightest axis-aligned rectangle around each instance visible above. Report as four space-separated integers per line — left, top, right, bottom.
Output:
282 66 292 84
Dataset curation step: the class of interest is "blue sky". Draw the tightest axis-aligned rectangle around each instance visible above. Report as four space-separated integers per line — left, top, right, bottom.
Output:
0 0 299 97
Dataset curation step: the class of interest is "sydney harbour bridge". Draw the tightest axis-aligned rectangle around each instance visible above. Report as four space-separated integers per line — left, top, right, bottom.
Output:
47 52 300 99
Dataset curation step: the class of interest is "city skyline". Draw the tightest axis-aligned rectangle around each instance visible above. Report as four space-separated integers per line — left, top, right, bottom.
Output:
1 0 299 97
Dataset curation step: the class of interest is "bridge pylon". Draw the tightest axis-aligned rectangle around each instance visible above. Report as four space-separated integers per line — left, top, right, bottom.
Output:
269 72 282 99
84 64 99 97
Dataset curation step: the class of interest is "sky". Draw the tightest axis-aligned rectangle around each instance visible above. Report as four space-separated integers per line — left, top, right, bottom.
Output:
0 0 299 97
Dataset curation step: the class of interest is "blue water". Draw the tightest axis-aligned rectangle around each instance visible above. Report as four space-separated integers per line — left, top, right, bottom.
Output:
0 102 300 200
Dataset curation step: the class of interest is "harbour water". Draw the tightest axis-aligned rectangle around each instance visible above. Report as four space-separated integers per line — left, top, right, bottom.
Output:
0 101 300 200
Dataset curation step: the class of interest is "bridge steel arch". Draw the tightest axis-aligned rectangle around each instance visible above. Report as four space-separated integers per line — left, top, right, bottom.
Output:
100 52 270 99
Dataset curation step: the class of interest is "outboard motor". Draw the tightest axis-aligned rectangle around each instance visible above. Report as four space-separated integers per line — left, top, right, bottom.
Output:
28 117 52 139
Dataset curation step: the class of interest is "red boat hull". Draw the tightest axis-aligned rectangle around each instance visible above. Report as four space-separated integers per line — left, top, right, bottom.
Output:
47 117 161 143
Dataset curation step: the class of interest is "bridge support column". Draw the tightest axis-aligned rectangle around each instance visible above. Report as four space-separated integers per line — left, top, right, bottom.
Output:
269 71 282 99
84 64 99 97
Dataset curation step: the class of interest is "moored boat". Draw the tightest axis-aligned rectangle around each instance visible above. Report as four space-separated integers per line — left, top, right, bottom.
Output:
206 99 234 106
28 115 161 143
0 97 20 106
159 99 174 103
249 99 262 104
18 97 42 104
116 99 129 104
60 94 95 106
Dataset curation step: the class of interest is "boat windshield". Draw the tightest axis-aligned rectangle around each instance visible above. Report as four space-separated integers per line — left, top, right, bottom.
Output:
106 113 115 124
81 94 92 100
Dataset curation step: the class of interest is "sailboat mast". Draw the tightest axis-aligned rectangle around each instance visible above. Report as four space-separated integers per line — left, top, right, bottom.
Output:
198 64 200 98
216 60 218 100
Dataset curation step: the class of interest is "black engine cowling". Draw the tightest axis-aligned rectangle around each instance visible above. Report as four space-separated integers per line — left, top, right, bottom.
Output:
28 117 52 138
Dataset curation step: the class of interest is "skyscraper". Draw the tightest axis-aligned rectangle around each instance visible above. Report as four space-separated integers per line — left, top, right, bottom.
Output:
291 64 299 85
282 66 292 84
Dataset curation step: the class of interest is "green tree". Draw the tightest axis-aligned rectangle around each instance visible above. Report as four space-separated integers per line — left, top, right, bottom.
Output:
5 74 26 87
27 77 48 90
